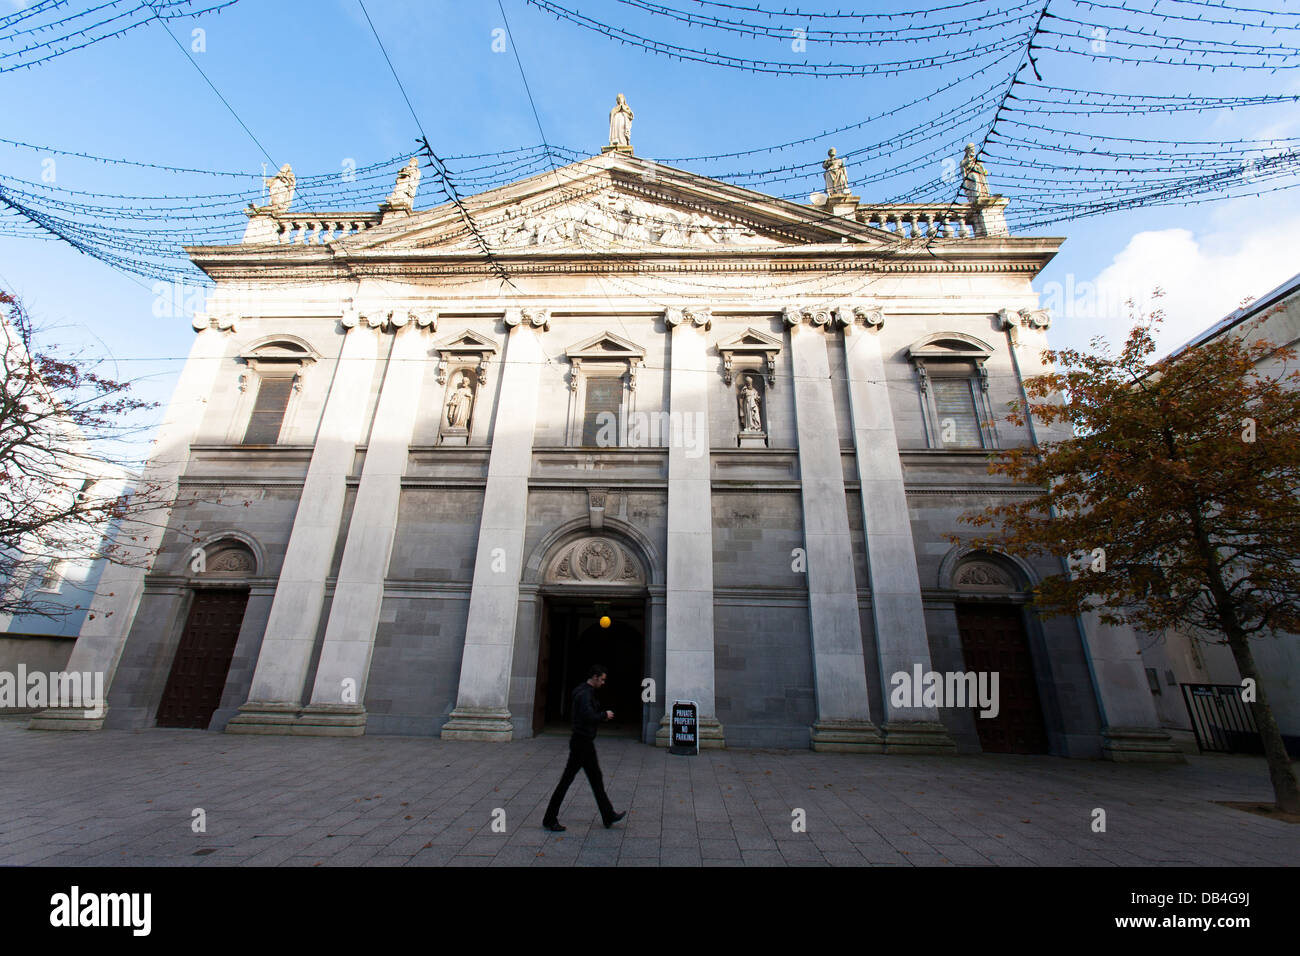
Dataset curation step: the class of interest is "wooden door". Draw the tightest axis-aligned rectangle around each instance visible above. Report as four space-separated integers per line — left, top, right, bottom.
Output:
956 603 1049 754
156 589 249 729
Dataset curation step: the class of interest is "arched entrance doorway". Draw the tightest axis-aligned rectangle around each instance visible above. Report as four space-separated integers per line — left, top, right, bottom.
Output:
156 537 257 729
532 534 648 737
949 552 1051 755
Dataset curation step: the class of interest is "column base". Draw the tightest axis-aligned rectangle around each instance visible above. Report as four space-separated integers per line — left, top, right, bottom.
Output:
881 720 958 755
440 707 514 742
295 704 368 737
27 706 107 731
1101 725 1186 763
810 719 884 753
225 701 304 735
654 715 725 750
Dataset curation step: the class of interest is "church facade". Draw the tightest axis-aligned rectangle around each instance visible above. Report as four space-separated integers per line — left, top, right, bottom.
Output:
33 130 1181 760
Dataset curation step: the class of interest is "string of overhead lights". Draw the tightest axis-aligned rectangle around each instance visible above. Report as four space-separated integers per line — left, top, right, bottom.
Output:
523 0 1033 76
0 0 239 73
4 1 1299 287
611 0 1046 43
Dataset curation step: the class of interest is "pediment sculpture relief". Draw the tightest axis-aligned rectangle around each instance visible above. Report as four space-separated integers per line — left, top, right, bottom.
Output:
485 192 778 250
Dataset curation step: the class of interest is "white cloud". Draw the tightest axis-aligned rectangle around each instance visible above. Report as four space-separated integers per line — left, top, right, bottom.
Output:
1042 224 1300 358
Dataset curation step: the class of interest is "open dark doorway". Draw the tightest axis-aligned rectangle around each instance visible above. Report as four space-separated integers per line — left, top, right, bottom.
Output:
533 595 646 737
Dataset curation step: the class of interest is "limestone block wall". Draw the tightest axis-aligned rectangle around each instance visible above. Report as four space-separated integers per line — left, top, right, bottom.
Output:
364 594 470 736
710 487 815 747
104 482 303 729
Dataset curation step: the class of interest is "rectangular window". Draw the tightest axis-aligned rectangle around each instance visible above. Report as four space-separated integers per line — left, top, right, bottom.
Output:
242 374 294 444
38 559 67 592
931 377 982 447
581 377 623 447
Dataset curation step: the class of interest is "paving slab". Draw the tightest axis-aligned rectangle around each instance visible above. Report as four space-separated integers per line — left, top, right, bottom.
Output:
0 721 1295 867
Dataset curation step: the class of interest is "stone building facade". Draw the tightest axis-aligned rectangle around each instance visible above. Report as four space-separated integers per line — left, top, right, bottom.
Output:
34 146 1180 759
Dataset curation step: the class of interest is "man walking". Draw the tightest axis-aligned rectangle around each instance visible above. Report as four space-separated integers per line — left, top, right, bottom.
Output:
542 664 626 832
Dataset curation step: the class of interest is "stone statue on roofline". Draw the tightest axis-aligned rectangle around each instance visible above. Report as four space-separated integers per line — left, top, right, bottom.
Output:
823 148 850 196
265 163 295 214
605 94 634 153
961 143 991 203
385 157 421 211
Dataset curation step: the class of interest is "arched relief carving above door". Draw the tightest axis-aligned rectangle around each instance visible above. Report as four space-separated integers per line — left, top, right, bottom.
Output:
185 533 262 580
544 536 646 586
938 544 1036 593
954 560 1015 591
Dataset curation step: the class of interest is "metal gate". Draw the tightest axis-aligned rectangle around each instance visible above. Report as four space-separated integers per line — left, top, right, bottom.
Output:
1180 683 1261 754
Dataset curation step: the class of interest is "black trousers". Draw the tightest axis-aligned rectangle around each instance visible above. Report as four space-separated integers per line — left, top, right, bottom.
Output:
544 734 615 824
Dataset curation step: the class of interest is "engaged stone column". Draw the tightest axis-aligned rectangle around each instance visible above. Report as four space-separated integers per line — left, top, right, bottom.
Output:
30 315 237 731
655 307 724 748
837 305 955 754
227 308 384 734
1080 597 1183 763
784 306 882 752
298 311 438 736
441 308 550 742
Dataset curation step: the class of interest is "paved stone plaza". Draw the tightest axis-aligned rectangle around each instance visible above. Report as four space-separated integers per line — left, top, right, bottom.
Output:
1 718 1295 867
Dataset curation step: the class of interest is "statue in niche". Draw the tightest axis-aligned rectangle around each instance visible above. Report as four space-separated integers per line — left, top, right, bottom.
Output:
386 157 421 209
446 373 474 429
823 147 849 196
265 163 295 213
961 143 991 203
609 93 633 148
739 374 763 432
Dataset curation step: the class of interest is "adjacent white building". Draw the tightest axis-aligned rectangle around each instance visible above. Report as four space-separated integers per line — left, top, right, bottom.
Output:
1140 272 1300 752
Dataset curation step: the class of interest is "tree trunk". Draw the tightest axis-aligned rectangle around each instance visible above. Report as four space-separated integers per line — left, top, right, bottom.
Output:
1224 631 1300 813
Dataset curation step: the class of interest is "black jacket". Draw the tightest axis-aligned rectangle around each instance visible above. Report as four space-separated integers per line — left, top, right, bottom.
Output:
570 682 608 739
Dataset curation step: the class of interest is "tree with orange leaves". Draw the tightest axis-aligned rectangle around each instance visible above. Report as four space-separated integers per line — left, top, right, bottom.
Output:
961 305 1300 813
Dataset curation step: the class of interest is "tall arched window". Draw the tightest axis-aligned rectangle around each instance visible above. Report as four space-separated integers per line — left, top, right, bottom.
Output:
235 338 318 445
906 332 999 449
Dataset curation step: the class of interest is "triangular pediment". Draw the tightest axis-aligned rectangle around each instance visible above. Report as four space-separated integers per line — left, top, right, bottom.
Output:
434 329 498 355
566 331 646 361
718 328 783 353
336 152 900 254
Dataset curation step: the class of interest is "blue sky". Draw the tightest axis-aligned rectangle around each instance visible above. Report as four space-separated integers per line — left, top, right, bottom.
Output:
2 0 1298 454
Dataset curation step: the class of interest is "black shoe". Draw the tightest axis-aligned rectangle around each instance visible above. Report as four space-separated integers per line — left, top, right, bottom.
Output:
543 820 566 832
603 811 626 829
